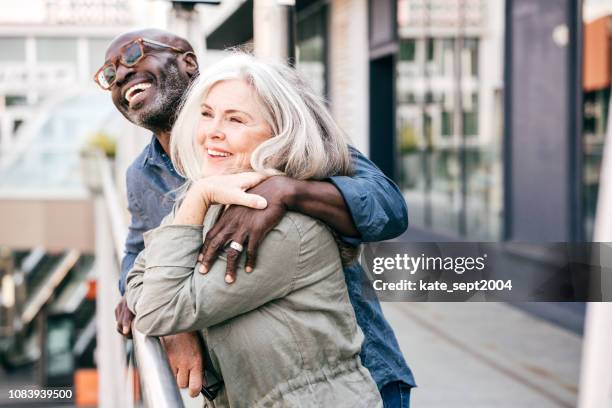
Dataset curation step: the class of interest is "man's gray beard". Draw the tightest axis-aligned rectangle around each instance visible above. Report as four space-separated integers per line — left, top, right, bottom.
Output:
128 64 188 132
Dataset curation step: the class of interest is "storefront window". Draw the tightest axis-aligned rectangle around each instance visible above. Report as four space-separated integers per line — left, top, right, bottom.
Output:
582 11 611 239
36 38 78 64
396 0 502 240
0 37 26 62
88 38 114 76
296 1 328 98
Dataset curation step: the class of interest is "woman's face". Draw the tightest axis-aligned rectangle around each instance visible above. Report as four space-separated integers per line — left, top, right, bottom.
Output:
196 79 273 176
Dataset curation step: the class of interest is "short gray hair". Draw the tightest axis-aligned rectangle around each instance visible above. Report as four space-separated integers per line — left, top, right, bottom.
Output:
170 53 352 182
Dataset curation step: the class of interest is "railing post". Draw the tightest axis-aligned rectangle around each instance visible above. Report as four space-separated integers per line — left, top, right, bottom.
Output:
82 148 185 408
94 196 128 408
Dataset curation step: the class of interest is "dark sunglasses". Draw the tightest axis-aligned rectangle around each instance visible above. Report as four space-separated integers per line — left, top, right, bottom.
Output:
94 37 188 90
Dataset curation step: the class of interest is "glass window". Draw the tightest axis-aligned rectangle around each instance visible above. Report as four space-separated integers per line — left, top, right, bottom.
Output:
464 38 479 78
426 38 435 61
88 38 114 76
296 2 328 98
395 0 503 240
441 111 453 136
36 38 78 64
0 37 26 62
582 1 611 240
582 88 609 239
463 93 479 136
400 39 416 61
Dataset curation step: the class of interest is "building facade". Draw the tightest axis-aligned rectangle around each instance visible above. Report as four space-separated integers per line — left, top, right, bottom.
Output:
207 0 609 243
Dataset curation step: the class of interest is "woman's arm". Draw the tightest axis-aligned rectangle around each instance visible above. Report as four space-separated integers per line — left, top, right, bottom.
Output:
132 213 303 336
126 172 268 325
125 249 146 315
174 173 268 226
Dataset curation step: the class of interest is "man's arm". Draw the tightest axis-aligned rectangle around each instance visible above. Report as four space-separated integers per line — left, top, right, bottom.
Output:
119 189 148 295
200 145 408 281
327 145 409 242
115 186 148 337
118 167 204 398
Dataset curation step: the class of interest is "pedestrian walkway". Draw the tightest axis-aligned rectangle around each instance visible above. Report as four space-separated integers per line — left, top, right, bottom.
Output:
383 303 582 408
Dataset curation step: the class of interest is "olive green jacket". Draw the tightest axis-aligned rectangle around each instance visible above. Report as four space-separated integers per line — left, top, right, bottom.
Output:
125 205 382 408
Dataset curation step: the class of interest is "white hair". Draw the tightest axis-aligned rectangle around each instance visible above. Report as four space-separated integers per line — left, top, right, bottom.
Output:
170 53 352 182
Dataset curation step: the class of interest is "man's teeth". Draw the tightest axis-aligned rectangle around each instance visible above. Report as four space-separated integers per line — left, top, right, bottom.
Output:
207 149 231 157
125 83 152 103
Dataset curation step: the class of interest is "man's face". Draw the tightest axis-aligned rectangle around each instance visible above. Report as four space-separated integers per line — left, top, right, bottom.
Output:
104 34 192 133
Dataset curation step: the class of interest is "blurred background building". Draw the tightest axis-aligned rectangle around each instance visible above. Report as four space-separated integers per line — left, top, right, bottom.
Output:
0 0 610 407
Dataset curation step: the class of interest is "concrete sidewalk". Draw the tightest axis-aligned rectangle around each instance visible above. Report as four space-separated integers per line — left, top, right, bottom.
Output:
383 303 582 408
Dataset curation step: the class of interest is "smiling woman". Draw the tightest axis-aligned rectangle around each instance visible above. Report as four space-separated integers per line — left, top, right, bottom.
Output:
195 79 273 175
171 53 351 182
125 53 382 407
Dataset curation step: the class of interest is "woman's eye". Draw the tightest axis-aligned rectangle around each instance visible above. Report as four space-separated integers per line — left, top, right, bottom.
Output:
230 117 244 124
201 111 213 118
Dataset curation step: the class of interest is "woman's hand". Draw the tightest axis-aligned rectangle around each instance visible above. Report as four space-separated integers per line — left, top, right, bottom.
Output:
174 172 268 226
196 172 269 209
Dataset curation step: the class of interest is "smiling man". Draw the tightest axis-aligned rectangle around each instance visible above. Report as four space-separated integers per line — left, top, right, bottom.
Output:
98 28 415 407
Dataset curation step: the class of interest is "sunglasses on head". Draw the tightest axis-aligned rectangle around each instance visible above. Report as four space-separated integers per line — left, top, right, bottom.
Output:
94 37 188 90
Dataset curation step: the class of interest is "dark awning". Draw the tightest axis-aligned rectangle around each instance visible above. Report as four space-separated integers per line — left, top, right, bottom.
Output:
206 0 254 50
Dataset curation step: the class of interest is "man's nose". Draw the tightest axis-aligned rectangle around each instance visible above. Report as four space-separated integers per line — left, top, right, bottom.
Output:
114 63 136 88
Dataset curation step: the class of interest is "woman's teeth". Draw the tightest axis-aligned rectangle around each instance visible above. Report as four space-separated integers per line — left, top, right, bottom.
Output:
207 149 231 157
125 82 152 103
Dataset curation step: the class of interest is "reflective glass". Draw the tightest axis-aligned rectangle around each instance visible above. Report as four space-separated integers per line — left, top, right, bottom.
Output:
396 0 504 239
0 37 26 62
88 38 114 75
123 42 143 65
36 38 78 64
296 2 328 98
582 1 611 240
96 65 115 89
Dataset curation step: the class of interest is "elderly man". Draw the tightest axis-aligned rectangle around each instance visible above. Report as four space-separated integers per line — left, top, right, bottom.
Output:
96 28 415 407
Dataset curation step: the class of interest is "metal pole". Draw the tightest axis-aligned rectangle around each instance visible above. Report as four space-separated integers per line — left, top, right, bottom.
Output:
132 330 185 408
578 82 612 408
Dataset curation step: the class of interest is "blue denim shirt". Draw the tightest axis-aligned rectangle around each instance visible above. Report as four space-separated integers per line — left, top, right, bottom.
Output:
121 135 416 390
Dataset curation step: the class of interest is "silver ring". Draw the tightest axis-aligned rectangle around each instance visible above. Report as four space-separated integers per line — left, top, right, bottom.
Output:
228 241 244 253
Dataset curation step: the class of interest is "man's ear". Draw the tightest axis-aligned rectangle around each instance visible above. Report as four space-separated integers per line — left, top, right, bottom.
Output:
181 52 199 77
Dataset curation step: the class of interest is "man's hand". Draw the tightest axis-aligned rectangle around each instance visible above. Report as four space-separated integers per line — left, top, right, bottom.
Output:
199 176 293 283
115 296 135 338
161 332 204 398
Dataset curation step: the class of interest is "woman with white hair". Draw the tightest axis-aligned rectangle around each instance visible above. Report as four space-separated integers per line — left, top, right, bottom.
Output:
125 53 383 407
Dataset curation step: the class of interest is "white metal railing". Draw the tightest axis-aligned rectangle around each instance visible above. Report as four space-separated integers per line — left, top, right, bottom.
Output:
83 149 183 408
578 90 612 408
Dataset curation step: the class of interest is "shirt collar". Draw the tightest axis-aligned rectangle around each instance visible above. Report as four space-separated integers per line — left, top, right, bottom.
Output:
142 135 172 169
140 135 186 183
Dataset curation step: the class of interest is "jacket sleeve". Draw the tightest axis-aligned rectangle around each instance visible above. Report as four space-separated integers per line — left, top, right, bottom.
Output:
119 166 150 295
328 146 408 244
125 248 146 315
129 216 302 337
